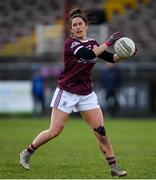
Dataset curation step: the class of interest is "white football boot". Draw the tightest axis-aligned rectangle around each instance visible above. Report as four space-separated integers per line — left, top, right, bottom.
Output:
19 149 31 170
111 164 127 177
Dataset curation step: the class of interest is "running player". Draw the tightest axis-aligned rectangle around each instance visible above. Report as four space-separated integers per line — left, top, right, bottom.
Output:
20 8 129 177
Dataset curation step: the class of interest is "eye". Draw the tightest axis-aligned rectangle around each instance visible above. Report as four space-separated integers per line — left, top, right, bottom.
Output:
79 22 83 26
72 23 77 27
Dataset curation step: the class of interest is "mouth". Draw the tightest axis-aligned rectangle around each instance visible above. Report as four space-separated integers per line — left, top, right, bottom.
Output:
76 29 82 33
76 31 83 36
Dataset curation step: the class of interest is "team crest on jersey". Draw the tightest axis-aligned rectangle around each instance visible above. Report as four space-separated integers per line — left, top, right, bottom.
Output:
70 41 80 49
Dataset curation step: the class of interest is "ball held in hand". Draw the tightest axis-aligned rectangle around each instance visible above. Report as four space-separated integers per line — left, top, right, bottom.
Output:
114 37 136 58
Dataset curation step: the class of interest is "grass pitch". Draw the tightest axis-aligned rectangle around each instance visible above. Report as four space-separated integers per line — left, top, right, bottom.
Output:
0 117 156 179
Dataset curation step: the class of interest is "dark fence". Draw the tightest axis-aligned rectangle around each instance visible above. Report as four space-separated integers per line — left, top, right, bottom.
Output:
0 56 156 117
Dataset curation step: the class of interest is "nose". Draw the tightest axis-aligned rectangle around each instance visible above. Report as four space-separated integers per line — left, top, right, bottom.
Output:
76 25 80 29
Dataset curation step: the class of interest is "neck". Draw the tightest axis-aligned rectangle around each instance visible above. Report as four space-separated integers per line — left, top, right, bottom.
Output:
75 36 87 41
80 35 87 40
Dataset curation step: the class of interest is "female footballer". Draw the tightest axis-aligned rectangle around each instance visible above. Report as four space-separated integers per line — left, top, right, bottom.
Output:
20 8 128 177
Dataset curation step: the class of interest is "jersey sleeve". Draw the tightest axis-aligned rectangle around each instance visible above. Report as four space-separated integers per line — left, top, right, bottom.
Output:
64 38 84 55
93 40 100 48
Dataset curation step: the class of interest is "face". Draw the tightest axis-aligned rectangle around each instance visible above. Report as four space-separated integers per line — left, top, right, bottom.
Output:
71 17 88 39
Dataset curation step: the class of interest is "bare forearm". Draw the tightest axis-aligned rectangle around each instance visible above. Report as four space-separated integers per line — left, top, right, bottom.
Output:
93 31 123 57
93 43 108 56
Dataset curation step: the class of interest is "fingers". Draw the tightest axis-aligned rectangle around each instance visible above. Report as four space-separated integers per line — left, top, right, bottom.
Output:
111 31 123 41
105 31 123 47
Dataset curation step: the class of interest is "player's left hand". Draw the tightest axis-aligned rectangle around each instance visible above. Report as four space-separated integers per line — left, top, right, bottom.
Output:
105 32 123 47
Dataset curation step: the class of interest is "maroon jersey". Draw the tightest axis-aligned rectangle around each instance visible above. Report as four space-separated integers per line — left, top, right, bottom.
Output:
58 36 99 95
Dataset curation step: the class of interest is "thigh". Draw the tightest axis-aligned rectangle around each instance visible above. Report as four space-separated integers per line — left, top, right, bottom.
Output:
80 107 104 129
49 108 69 131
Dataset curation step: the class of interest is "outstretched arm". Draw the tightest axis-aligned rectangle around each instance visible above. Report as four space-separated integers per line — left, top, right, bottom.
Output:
93 32 122 56
75 32 122 60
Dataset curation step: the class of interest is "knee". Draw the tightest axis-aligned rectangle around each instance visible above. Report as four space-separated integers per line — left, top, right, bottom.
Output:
94 125 106 136
94 126 109 144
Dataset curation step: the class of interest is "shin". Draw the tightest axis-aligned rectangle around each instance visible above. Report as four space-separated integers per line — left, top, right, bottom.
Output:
32 125 64 149
32 108 68 150
94 126 114 157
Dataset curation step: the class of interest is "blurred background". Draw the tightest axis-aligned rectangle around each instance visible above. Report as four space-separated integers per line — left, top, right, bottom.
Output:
0 0 156 117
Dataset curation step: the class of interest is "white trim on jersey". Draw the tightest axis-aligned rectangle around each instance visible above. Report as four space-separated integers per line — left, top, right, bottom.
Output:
74 46 84 55
72 36 95 43
86 38 95 42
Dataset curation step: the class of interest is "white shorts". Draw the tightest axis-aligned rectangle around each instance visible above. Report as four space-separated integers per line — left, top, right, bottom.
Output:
50 87 100 113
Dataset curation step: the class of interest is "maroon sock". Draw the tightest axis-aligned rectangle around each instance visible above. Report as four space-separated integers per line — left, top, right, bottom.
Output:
27 143 37 154
106 157 116 167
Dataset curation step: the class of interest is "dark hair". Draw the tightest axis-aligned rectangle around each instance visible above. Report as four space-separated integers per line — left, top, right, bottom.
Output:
70 8 88 25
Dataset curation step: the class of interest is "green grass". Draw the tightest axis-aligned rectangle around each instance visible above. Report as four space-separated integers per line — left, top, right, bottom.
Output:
0 117 156 179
